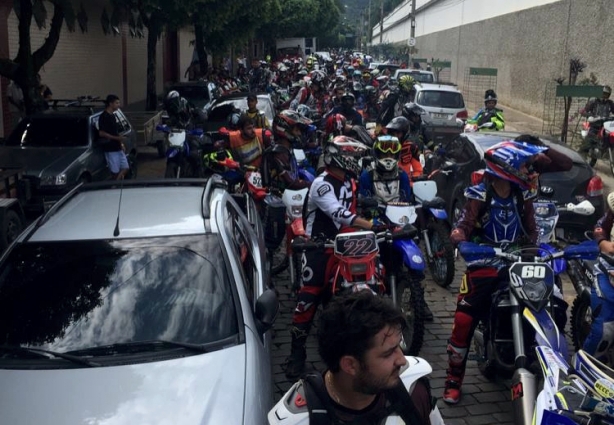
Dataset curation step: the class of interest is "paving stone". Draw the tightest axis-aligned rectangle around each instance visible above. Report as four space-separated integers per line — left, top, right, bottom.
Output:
466 414 503 425
466 403 503 415
439 406 470 418
473 391 508 403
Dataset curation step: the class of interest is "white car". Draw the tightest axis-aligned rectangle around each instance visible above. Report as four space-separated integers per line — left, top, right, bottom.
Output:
393 68 436 84
0 177 278 425
413 83 468 121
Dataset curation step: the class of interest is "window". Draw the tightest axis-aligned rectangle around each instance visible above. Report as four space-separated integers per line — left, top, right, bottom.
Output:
6 116 89 147
225 203 258 305
417 90 465 108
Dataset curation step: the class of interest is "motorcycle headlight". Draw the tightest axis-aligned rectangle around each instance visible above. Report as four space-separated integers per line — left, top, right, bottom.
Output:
41 174 67 186
523 280 547 302
291 206 303 217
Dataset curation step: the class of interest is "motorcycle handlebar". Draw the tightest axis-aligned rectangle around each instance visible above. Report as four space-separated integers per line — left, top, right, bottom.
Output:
292 226 418 253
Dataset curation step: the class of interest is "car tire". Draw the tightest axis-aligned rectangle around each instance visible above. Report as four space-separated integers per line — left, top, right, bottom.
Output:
0 209 22 251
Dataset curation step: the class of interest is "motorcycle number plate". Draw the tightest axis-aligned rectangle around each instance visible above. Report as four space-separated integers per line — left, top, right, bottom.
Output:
386 204 417 225
291 218 305 236
334 232 379 257
247 171 263 188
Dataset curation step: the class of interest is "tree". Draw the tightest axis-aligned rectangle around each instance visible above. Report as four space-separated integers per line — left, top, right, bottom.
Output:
258 0 340 42
0 0 78 114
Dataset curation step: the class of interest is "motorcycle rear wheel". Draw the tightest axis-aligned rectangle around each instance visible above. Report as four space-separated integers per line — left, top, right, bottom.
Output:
398 275 425 355
426 221 455 288
570 291 592 351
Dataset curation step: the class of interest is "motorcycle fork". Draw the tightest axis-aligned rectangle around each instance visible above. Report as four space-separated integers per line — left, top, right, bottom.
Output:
416 207 434 260
510 294 528 369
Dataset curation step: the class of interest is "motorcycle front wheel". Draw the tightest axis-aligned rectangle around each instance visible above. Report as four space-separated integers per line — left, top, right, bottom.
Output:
398 274 425 355
609 146 614 177
570 291 592 351
164 160 180 178
426 221 455 288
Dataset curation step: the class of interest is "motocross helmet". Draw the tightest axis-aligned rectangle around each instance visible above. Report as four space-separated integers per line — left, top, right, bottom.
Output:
166 90 180 101
341 92 356 108
385 116 410 137
373 135 402 176
484 140 548 190
325 113 347 136
604 86 612 96
273 109 313 146
484 89 498 105
353 70 362 79
324 135 369 178
362 70 372 81
306 57 315 70
371 69 381 77
227 110 242 131
399 75 418 93
607 191 614 213
402 102 425 124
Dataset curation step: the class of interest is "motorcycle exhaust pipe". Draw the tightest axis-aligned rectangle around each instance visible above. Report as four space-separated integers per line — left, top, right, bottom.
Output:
511 368 536 425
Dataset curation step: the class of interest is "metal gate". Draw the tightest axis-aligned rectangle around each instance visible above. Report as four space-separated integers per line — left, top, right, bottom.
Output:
462 67 498 111
541 83 603 147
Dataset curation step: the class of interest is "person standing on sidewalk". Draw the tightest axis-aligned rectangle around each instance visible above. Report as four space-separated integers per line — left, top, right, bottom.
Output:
98 95 129 180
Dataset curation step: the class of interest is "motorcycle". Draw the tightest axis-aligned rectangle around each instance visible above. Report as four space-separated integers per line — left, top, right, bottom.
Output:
292 203 427 355
458 240 599 425
156 124 205 178
533 346 614 425
280 187 309 293
411 180 456 288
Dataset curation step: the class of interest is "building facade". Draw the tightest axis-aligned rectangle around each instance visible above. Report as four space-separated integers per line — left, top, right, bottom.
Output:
0 0 195 136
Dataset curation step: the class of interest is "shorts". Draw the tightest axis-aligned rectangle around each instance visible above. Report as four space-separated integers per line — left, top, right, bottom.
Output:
105 151 129 174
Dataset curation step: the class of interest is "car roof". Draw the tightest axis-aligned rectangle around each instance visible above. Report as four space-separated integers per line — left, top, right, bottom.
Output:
416 83 460 93
214 92 271 102
464 131 586 163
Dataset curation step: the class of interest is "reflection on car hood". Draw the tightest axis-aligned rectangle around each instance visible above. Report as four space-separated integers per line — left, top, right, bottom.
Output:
0 345 246 425
0 147 87 177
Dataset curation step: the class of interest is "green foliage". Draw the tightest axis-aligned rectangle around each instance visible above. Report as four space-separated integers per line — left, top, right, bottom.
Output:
259 0 341 39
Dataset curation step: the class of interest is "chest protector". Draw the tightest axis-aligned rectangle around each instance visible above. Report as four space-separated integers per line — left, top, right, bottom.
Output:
371 170 401 203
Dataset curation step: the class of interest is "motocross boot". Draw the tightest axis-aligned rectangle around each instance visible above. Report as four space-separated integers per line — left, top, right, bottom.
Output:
443 343 468 404
285 326 308 379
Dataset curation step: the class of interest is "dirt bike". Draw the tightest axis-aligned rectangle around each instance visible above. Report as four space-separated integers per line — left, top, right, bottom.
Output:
582 116 614 175
156 124 206 178
292 209 426 355
459 240 599 425
533 346 614 425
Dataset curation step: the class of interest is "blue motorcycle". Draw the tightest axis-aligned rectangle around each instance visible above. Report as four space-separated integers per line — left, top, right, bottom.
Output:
156 124 205 178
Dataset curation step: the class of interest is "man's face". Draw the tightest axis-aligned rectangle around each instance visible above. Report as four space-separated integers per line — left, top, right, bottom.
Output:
247 98 257 110
242 123 256 138
351 324 407 394
485 100 497 109
251 60 260 69
335 89 345 99
110 99 121 111
603 92 611 100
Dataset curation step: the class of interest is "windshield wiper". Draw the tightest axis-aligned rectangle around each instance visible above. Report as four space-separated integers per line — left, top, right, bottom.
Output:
0 345 101 367
65 339 209 356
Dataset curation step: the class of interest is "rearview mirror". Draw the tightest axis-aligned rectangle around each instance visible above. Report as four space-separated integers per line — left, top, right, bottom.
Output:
255 288 279 334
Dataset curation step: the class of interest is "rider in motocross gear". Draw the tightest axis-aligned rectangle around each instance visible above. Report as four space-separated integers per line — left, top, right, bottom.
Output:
468 89 505 130
385 116 423 178
290 71 324 113
580 85 614 155
443 140 559 405
326 93 363 126
585 190 614 360
285 136 378 379
359 135 411 203
261 110 313 191
403 102 431 152
271 292 443 425
164 90 191 128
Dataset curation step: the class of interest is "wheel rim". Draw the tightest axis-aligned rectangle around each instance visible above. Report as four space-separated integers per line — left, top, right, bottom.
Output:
400 287 415 352
430 231 447 281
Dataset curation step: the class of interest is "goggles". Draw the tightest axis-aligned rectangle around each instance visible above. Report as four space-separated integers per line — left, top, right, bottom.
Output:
375 139 401 154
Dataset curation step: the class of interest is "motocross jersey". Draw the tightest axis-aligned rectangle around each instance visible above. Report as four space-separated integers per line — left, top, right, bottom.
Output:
359 169 412 203
460 183 535 245
290 87 316 111
583 99 614 121
470 108 505 130
304 172 357 239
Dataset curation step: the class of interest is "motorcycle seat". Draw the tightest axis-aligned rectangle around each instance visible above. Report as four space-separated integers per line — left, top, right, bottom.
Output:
420 196 446 210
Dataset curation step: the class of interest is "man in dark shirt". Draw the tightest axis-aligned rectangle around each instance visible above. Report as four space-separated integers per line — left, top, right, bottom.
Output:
98 94 129 180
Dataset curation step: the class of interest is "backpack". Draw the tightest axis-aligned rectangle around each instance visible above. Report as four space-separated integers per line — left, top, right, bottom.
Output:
301 373 430 425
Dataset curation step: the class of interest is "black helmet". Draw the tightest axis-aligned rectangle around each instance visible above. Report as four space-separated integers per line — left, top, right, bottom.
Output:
604 85 612 95
385 116 410 134
484 89 498 103
402 102 425 121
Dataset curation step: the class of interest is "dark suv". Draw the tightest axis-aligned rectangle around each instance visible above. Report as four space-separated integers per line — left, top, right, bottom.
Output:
0 101 137 213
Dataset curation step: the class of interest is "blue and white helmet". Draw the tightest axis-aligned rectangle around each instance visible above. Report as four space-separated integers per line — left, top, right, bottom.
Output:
484 141 548 189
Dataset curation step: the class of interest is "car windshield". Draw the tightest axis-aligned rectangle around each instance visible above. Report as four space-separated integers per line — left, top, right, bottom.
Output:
397 71 434 83
170 85 210 107
0 237 239 355
6 116 89 147
417 90 465 108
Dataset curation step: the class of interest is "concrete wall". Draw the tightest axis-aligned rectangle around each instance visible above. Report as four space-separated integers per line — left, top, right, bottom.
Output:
374 0 614 119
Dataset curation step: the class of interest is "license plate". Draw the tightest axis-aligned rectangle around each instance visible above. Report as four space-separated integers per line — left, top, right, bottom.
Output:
432 113 448 119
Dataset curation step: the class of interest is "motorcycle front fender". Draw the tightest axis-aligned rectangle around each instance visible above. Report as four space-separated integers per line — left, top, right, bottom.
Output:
428 208 448 220
166 148 180 159
539 243 567 274
392 238 426 271
523 308 569 358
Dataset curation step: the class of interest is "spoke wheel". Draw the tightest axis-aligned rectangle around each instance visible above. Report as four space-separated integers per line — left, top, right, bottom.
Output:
570 291 592 351
427 221 455 287
398 275 425 355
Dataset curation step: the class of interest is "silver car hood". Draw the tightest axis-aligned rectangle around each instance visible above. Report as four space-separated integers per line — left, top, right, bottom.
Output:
0 345 246 425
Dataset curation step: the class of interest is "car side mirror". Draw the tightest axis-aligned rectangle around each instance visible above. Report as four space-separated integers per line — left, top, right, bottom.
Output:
255 288 279 334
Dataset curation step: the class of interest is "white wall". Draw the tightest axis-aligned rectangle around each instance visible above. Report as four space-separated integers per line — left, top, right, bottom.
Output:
373 0 564 43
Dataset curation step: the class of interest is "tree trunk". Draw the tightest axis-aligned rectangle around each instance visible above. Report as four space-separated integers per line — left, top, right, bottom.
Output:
145 20 160 111
193 14 208 77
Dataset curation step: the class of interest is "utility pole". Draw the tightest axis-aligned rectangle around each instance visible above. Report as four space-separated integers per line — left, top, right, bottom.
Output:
380 0 383 44
368 0 372 50
409 0 416 65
